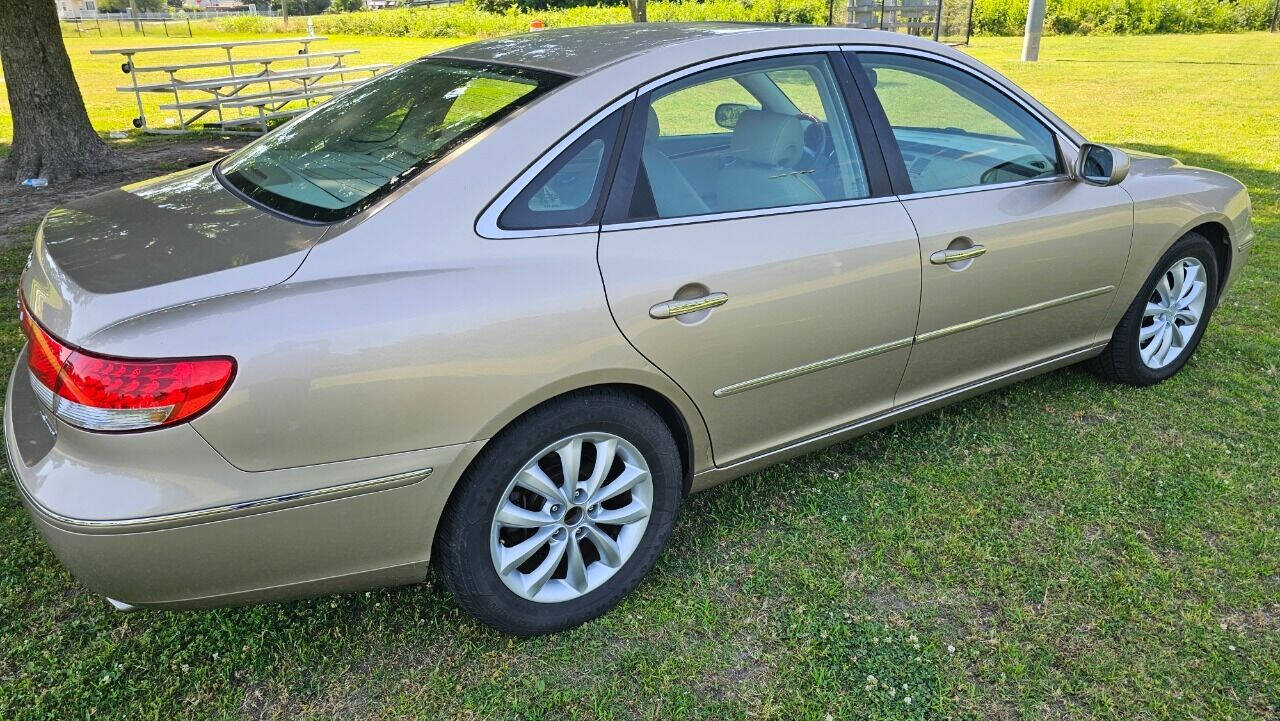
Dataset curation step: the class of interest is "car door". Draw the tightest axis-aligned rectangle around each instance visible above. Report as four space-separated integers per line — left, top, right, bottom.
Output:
848 49 1134 404
596 51 922 465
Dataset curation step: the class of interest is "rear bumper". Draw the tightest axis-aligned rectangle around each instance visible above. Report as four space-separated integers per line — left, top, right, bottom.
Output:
6 350 485 609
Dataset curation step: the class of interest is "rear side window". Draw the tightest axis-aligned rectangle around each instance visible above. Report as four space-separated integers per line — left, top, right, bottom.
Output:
498 107 626 231
219 59 567 223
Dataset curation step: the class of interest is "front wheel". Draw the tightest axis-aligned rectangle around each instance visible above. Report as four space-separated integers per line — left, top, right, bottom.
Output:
1089 231 1219 386
434 390 683 636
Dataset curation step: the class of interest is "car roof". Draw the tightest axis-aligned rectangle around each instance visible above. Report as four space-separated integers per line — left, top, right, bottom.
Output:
438 22 891 77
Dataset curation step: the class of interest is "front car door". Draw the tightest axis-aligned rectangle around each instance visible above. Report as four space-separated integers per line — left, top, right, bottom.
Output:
596 50 922 464
847 49 1134 403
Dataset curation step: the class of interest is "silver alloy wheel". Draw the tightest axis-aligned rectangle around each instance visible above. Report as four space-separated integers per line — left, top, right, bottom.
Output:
490 432 653 603
1140 257 1208 370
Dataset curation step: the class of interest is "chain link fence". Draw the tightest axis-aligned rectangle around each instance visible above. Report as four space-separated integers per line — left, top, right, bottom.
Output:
827 0 973 44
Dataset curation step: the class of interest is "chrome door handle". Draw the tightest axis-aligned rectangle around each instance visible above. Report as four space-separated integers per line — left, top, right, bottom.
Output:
929 245 987 265
648 292 729 319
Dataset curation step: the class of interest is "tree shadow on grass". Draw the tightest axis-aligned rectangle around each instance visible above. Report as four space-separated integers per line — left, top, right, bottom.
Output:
1119 142 1277 218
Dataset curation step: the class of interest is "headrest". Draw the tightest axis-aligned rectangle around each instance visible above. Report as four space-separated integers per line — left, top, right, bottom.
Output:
646 107 660 142
729 110 805 168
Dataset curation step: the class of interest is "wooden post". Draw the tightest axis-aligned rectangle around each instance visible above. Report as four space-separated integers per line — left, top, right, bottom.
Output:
1021 0 1047 61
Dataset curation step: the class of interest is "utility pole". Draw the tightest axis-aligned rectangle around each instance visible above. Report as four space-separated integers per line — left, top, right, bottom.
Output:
128 0 141 32
1021 0 1047 61
281 0 289 28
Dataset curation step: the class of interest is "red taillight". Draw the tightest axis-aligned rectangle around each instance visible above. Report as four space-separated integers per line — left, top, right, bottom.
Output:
19 294 235 432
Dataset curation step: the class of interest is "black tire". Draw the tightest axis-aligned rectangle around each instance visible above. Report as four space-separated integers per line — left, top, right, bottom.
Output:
1089 232 1219 386
434 389 682 636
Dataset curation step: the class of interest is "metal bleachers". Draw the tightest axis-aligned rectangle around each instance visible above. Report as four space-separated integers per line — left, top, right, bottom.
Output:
91 36 390 135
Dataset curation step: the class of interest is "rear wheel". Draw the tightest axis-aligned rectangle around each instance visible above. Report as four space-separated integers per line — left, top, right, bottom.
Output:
434 390 682 636
1089 232 1219 386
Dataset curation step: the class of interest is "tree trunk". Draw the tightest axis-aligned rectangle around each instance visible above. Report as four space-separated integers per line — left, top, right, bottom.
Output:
0 0 117 182
629 0 647 23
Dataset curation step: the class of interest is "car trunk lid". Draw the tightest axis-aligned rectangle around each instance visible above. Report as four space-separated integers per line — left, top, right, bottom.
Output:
21 166 328 346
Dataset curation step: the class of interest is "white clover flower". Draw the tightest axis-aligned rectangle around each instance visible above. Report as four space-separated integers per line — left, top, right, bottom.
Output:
947 644 956 654
904 696 912 705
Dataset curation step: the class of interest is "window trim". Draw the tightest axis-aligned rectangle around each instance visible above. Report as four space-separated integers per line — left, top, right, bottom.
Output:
843 46 1077 198
478 44 1070 239
601 48 894 229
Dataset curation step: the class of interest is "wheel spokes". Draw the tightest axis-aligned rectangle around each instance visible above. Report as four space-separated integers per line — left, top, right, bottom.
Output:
590 463 649 505
582 525 624 567
491 433 655 603
515 465 569 506
494 501 555 529
1155 273 1173 305
1139 257 1208 370
556 437 583 491
592 499 649 526
523 536 569 598
498 525 556 575
581 437 618 502
564 537 588 593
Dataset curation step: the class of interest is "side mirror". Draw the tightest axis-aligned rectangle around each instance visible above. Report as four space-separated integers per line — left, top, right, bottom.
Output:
714 102 750 130
1075 143 1131 187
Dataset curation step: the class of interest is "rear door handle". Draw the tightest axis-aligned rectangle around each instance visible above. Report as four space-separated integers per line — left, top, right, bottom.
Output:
649 292 729 319
929 245 987 265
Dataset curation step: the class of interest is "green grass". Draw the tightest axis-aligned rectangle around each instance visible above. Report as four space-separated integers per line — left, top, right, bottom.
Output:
1 31 1278 720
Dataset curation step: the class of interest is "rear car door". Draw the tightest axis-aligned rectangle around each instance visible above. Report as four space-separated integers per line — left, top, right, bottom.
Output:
596 51 922 465
848 49 1134 403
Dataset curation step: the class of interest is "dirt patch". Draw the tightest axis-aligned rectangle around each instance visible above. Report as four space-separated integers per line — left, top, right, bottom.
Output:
1 137 248 249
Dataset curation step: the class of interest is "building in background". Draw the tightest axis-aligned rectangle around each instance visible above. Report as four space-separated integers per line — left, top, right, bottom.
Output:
56 0 99 18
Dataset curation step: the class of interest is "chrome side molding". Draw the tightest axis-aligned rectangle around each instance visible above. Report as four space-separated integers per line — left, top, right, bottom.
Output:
714 286 1114 398
914 286 1114 343
714 337 913 397
22 467 433 531
715 343 1108 473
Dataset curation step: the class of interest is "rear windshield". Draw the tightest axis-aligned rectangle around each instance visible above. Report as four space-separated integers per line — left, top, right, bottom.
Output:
218 59 568 223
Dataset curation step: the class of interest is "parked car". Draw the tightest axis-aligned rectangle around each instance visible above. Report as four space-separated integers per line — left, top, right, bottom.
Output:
7 24 1254 636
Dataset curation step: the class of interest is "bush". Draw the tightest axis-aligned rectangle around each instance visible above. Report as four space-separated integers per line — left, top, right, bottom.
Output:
273 0 829 38
212 0 1273 38
972 0 1276 36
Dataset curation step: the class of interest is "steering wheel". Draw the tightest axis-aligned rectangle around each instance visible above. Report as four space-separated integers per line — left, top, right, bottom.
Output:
796 113 828 169
979 155 1055 185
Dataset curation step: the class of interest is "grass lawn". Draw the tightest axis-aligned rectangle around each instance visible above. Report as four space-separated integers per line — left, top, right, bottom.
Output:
1 31 1278 720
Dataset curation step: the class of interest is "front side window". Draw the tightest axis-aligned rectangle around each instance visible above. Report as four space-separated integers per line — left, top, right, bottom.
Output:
626 54 871 221
219 59 567 222
857 53 1062 193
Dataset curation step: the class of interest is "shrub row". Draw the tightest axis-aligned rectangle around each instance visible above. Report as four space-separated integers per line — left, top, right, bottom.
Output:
214 0 829 38
213 0 1277 38
973 0 1276 35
